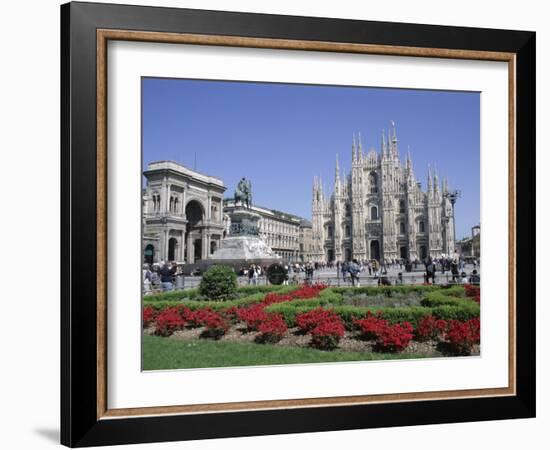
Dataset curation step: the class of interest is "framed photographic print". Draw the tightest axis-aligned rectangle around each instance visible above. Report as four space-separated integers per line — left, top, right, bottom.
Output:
61 1 536 447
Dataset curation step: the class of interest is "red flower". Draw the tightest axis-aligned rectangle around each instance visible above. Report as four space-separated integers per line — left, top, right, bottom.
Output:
154 307 186 336
310 319 345 350
444 318 480 355
142 306 156 328
354 314 389 340
296 307 340 333
414 315 448 341
464 284 481 302
375 322 414 352
257 314 288 343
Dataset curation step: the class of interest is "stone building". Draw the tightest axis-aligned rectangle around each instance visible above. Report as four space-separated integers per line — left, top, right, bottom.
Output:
311 122 457 263
142 161 226 264
299 220 313 262
223 200 303 262
456 225 481 258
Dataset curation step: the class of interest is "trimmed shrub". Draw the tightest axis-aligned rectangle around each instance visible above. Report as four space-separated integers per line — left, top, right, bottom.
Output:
310 319 345 351
154 307 186 336
444 318 480 355
353 314 388 340
295 308 340 334
198 265 238 301
414 315 448 341
374 322 414 352
144 288 200 302
236 304 270 331
142 306 156 328
199 310 229 339
431 303 480 322
257 314 288 343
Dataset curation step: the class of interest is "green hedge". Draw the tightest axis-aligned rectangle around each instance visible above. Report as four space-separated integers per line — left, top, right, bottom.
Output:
421 290 472 308
144 288 201 302
265 301 478 330
144 292 268 312
331 284 442 297
144 284 290 303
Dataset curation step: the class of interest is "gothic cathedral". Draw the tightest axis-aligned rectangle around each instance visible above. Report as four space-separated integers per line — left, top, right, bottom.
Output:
311 122 456 263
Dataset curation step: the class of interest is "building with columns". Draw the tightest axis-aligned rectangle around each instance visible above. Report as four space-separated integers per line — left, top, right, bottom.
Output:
223 200 305 262
311 122 457 263
142 161 226 264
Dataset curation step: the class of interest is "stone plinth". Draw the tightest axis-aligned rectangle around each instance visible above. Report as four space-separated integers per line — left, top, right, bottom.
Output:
195 207 281 272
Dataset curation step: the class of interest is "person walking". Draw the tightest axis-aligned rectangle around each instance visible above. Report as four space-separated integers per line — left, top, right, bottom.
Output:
159 261 176 291
349 259 360 287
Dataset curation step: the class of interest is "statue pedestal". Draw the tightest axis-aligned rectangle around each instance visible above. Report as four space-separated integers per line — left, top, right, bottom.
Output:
194 207 282 272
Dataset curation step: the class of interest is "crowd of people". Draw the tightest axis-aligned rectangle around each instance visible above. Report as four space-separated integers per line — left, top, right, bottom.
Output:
143 255 480 293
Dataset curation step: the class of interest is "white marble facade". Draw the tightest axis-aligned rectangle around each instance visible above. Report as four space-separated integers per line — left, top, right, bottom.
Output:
311 123 457 263
142 161 226 264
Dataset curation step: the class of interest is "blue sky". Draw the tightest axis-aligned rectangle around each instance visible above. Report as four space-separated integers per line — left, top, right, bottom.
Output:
142 78 480 240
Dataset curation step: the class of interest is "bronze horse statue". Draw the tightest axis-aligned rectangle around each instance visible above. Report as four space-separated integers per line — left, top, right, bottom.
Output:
234 177 252 209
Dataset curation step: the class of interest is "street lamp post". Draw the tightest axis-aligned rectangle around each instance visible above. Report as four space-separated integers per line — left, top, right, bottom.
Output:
444 189 461 253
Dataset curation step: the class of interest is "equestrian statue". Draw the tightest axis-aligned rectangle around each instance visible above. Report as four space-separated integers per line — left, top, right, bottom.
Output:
234 177 252 209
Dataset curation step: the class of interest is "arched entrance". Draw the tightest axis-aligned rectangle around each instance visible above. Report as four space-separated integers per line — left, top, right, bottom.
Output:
327 249 335 262
144 244 154 265
168 238 177 262
400 246 408 259
185 200 205 263
210 240 217 255
370 240 380 261
419 245 427 261
345 248 352 261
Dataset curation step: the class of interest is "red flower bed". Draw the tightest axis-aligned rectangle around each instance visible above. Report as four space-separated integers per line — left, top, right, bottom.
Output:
262 292 294 306
237 304 270 331
464 284 480 303
375 322 414 353
414 315 448 341
199 310 229 339
154 307 186 336
310 319 345 350
353 314 389 340
257 314 288 343
444 318 480 355
142 306 156 328
296 307 340 334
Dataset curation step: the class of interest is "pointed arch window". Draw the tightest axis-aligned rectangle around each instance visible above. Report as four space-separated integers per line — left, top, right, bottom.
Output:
371 206 378 220
419 221 425 233
369 172 378 194
399 200 405 214
400 222 406 234
345 225 350 237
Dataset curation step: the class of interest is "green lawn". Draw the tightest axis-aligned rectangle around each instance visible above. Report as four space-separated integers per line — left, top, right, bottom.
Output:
142 335 428 370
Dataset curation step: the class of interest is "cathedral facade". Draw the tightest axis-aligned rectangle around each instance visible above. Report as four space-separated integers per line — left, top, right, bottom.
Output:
311 122 456 263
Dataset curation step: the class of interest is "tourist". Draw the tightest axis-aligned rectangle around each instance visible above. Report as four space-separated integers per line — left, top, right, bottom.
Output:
349 259 360 287
459 271 469 284
248 264 255 285
451 259 459 282
396 272 404 285
469 269 480 284
142 263 152 294
159 261 176 291
425 257 436 284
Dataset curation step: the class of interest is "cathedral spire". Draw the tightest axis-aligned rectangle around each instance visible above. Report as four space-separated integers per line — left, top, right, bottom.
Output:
352 133 357 163
335 153 340 182
434 164 440 194
443 177 448 194
357 132 363 162
406 146 413 172
427 164 433 192
390 120 399 159
381 129 387 156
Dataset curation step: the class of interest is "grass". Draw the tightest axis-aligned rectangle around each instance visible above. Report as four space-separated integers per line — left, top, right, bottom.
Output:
142 335 428 370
